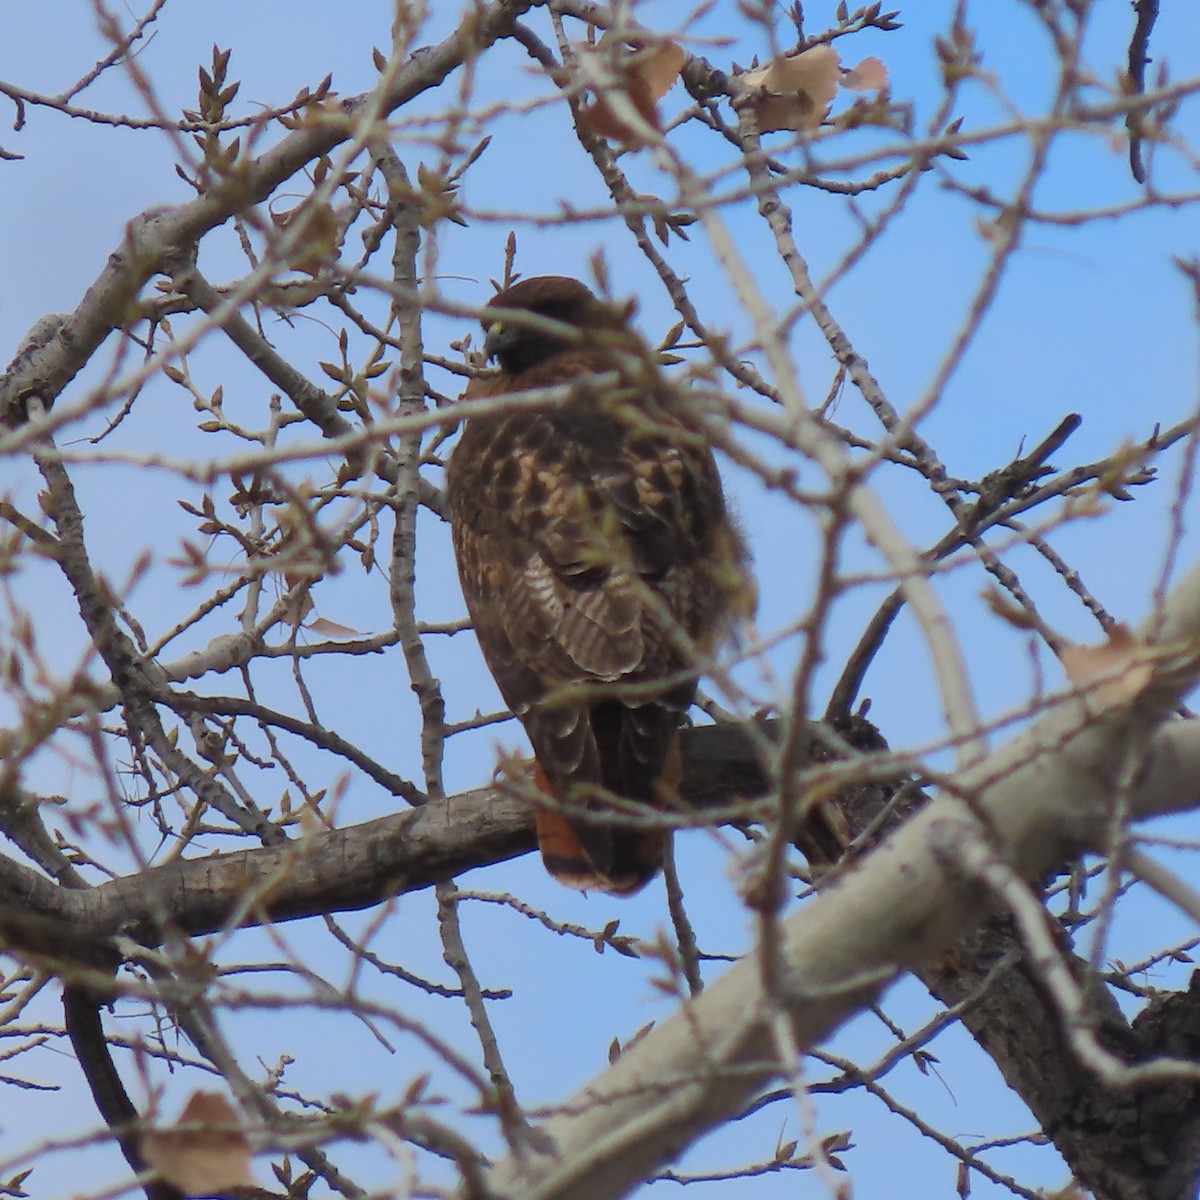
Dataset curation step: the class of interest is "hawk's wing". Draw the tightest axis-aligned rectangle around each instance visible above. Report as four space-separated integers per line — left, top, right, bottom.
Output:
448 355 745 892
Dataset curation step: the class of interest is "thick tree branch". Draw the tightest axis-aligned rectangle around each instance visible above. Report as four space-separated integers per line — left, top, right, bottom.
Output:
482 562 1200 1200
0 720 781 960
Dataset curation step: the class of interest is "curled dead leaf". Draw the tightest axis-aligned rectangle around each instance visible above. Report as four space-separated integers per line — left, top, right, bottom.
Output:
741 45 890 133
578 40 686 145
843 55 890 92
141 1091 258 1197
268 200 341 275
282 581 314 627
1060 624 1154 708
742 44 841 132
305 615 364 640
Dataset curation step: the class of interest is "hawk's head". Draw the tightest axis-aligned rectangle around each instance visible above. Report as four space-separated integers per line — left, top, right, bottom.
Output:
481 276 632 376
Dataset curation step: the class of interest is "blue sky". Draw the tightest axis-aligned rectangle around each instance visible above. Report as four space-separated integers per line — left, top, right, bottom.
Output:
1 2 1198 1198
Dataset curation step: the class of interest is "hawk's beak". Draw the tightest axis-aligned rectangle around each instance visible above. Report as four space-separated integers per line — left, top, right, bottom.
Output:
484 321 517 362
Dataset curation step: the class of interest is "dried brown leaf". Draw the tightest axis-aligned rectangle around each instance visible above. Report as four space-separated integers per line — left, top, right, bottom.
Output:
742 44 841 132
270 201 341 275
305 615 363 640
957 1159 971 1198
140 1092 257 1197
637 41 687 103
284 587 314 627
843 55 889 91
1060 624 1154 707
579 41 685 144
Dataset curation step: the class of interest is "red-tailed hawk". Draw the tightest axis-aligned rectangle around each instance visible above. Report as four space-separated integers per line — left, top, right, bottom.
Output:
446 276 752 895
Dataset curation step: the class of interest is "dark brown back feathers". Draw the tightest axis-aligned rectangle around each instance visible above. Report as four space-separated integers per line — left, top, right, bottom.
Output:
446 276 752 894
